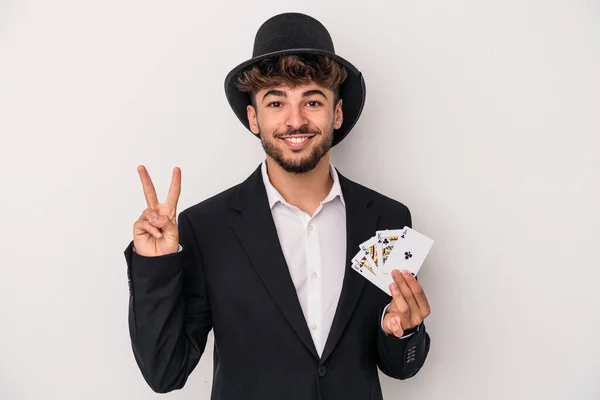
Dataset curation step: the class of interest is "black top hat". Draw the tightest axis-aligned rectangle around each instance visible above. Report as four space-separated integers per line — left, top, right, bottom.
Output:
224 12 366 147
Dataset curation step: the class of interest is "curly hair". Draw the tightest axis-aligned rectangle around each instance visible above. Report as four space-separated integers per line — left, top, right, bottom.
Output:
235 54 348 106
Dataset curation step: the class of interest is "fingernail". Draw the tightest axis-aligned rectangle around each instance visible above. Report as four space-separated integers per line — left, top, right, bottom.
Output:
391 318 397 325
402 270 410 276
390 283 397 291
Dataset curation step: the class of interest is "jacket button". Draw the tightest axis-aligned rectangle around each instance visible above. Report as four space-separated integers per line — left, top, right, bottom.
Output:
318 366 327 377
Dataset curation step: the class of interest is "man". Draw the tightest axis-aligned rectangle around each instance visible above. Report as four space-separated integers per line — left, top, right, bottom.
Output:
125 12 431 400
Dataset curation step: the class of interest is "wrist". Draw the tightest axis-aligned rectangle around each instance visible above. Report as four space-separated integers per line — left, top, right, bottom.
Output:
403 325 418 335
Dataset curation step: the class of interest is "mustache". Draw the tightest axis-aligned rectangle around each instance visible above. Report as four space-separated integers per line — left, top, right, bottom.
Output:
274 125 321 138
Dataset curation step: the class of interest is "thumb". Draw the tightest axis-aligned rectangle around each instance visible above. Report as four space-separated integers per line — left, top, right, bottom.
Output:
384 312 404 337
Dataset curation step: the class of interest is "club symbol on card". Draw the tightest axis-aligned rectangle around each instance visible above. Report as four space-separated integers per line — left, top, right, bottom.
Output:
404 251 412 260
383 239 389 245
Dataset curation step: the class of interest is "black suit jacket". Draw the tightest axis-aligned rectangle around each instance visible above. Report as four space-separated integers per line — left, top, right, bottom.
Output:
124 164 431 399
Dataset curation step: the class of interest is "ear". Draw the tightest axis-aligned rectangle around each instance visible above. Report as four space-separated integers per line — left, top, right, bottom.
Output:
247 105 260 135
334 98 343 130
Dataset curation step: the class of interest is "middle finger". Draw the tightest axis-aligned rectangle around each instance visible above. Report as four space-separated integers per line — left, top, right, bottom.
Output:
401 270 431 318
392 270 421 319
389 280 410 319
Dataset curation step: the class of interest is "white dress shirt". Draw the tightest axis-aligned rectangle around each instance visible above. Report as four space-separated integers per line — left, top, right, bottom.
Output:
260 161 346 357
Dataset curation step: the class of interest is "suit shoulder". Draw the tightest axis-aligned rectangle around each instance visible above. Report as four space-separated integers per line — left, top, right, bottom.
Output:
344 177 411 218
180 183 241 220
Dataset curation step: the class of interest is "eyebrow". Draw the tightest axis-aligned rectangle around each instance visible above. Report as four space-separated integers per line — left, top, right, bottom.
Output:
262 89 329 102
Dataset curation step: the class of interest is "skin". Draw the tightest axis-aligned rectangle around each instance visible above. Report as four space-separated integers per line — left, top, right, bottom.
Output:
246 83 342 216
133 81 430 338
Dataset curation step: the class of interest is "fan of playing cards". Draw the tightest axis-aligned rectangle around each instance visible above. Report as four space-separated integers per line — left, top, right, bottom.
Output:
352 227 434 296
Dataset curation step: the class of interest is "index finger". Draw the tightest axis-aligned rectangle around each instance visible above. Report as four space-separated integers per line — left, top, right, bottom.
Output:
137 165 159 209
400 270 431 317
165 167 181 208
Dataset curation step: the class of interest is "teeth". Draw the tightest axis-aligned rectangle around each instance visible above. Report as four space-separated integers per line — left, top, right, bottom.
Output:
285 137 309 144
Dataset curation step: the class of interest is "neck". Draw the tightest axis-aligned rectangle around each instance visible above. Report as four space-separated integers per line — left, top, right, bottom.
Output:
265 155 334 216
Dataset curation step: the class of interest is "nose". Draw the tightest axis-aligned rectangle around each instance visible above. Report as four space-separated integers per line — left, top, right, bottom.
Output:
285 103 308 130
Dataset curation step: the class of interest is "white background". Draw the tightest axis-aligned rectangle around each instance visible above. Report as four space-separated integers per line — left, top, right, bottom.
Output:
1 0 599 399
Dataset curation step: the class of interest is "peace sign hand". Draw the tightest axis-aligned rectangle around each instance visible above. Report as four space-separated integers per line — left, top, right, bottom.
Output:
132 165 181 257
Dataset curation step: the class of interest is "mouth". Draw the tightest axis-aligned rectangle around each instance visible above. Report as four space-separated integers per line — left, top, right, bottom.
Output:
279 135 316 149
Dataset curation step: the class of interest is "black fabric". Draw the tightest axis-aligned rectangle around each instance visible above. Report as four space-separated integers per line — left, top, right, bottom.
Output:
223 12 367 147
125 164 431 399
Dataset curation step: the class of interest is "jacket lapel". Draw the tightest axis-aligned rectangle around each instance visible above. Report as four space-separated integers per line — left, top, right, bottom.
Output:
231 166 320 360
320 170 378 364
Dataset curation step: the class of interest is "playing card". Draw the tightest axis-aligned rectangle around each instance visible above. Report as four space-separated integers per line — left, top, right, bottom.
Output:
351 249 391 296
359 236 380 268
351 249 377 277
384 227 434 277
353 228 434 297
375 229 406 268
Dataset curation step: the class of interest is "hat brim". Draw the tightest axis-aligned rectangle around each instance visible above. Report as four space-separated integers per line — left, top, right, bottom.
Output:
224 48 366 147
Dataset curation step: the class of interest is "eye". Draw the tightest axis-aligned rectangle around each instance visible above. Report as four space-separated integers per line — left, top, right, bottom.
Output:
306 100 323 107
267 101 282 108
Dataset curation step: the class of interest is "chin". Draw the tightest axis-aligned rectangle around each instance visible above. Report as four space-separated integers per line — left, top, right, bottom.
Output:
261 131 333 174
278 152 328 174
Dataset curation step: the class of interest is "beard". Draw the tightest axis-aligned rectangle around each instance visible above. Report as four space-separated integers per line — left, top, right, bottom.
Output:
259 123 335 174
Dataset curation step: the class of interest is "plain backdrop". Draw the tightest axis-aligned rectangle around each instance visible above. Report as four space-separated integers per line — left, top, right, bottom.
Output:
1 0 599 399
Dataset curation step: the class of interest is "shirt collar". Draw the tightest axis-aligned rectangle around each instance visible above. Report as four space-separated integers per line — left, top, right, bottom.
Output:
261 160 346 210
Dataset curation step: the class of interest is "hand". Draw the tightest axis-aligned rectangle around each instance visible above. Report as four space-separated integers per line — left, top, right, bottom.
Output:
382 269 431 337
133 165 181 257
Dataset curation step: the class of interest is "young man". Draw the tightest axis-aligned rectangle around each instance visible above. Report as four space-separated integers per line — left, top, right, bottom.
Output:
125 12 431 400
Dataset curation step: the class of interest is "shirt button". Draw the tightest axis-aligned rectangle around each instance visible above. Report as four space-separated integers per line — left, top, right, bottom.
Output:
308 224 313 232
318 365 327 377
311 324 317 330
312 272 318 279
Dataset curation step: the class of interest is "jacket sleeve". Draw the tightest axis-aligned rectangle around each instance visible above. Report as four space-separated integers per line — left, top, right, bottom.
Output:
124 211 212 393
376 311 431 379
375 206 431 379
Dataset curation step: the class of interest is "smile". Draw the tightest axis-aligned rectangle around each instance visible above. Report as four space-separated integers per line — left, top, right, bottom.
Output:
279 135 316 148
282 136 312 144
